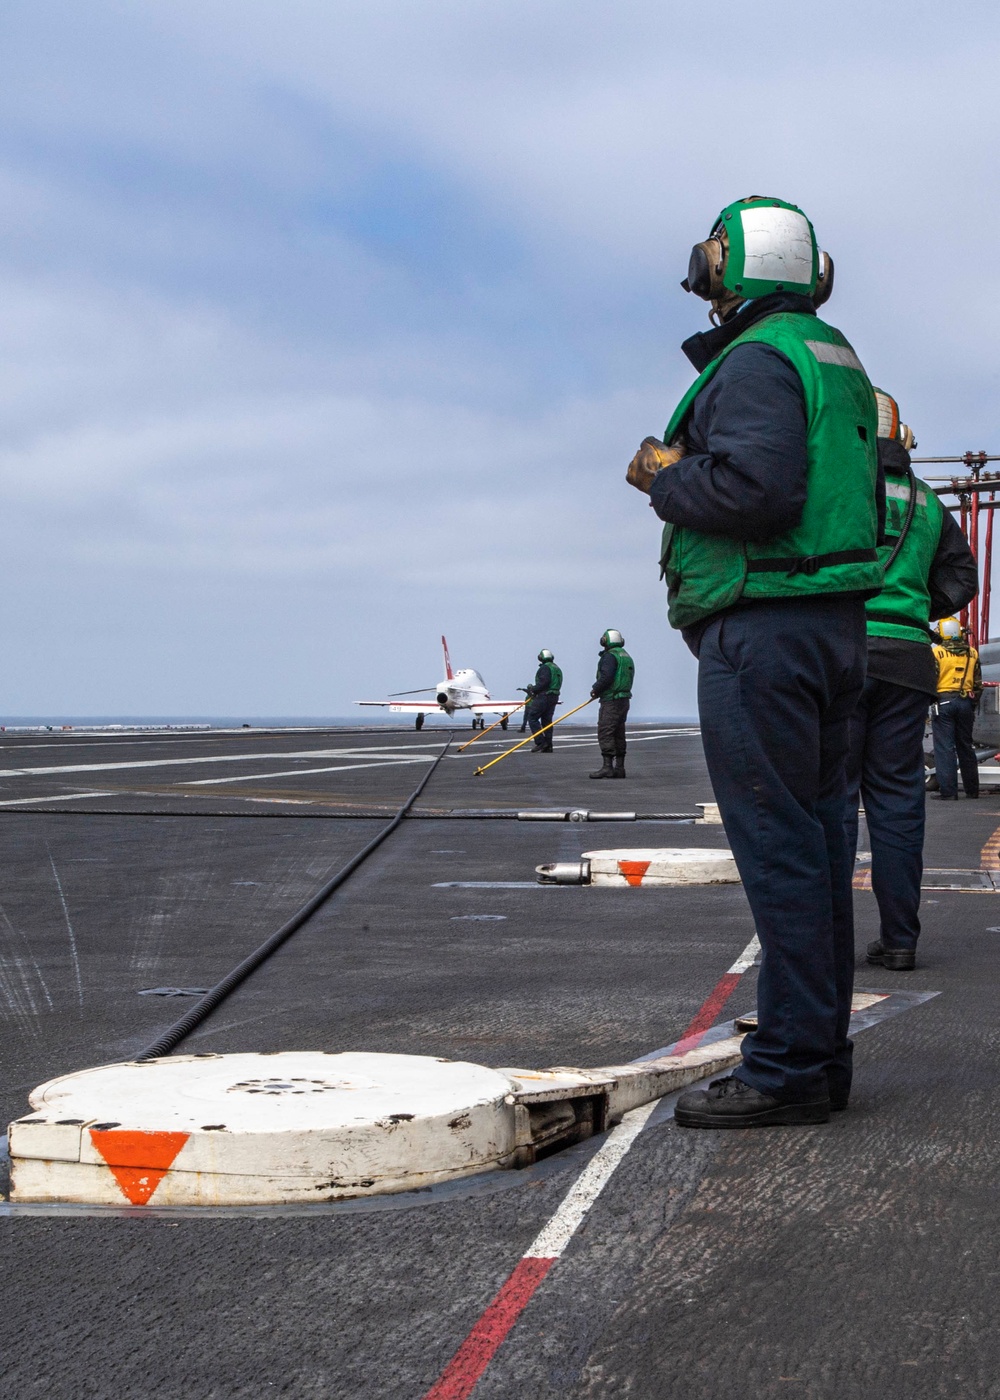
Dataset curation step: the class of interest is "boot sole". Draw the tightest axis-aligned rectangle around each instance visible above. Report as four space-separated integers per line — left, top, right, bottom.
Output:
674 1101 831 1129
866 954 915 971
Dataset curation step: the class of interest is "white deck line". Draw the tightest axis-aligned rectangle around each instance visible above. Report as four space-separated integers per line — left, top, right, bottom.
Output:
0 729 698 784
0 743 448 780
0 791 118 808
524 1100 659 1258
183 757 436 786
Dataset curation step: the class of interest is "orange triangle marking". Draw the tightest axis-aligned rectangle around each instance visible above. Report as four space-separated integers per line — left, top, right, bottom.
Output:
89 1129 190 1205
617 859 651 887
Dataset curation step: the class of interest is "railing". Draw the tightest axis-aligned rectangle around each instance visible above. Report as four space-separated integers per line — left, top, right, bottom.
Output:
915 452 999 646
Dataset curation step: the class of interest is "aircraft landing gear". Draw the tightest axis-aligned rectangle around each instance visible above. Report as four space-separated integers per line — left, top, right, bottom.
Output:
415 713 424 731
500 714 509 731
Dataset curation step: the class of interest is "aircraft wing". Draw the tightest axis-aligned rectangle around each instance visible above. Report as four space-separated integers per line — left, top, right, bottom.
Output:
355 701 443 712
469 701 526 714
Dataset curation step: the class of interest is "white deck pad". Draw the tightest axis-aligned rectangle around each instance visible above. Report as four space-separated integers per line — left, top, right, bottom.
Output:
582 847 740 887
9 1052 520 1206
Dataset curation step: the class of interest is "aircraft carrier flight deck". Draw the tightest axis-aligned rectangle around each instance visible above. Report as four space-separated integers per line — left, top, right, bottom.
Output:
1 721 997 1398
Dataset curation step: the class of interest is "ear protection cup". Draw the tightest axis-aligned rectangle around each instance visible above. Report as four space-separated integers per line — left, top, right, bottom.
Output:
813 251 834 307
681 237 726 298
898 423 916 451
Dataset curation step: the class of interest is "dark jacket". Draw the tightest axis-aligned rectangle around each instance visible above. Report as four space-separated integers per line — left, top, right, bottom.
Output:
526 663 553 697
591 649 618 698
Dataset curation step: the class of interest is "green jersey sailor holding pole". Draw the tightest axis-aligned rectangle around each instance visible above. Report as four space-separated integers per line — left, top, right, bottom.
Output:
524 649 562 753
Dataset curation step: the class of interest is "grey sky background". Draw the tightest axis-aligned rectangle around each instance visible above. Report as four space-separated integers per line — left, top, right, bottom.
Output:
1 2 997 717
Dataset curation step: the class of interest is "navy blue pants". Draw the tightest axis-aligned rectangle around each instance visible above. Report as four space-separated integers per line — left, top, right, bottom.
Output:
696 596 866 1104
845 677 930 952
528 694 558 748
932 694 979 798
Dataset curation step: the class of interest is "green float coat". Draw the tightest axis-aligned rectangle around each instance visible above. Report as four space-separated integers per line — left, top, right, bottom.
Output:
659 312 881 630
603 647 634 700
865 470 944 645
543 663 563 696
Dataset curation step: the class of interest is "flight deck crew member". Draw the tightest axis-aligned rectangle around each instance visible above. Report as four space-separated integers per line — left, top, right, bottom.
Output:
627 196 882 1128
525 649 562 752
590 630 634 779
845 391 978 973
932 618 983 800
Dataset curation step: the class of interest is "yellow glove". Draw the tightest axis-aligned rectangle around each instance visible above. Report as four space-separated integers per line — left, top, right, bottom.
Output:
626 438 685 494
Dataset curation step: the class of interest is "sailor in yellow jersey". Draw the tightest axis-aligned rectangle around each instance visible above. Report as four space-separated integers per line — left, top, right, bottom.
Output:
931 618 983 799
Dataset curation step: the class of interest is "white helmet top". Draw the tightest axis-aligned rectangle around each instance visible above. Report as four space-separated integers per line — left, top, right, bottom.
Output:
601 629 624 648
936 617 963 640
537 648 554 663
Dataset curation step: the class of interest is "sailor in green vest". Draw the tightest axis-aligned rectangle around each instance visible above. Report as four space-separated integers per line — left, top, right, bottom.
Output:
590 629 634 779
846 391 977 972
525 649 562 753
626 195 883 1128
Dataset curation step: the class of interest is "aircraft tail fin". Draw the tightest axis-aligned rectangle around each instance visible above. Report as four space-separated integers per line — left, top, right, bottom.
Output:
441 635 454 679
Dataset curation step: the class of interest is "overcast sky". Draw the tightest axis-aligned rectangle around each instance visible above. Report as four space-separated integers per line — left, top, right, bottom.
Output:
1 1 997 718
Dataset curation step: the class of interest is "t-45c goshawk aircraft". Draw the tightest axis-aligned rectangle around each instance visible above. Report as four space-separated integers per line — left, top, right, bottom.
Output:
356 636 523 731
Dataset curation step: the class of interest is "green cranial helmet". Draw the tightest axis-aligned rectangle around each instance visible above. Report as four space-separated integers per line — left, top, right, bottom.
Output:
683 196 833 307
600 630 624 648
538 649 554 663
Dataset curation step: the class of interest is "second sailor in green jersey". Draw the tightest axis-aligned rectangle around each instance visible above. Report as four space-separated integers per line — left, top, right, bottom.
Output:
590 630 634 779
845 389 977 971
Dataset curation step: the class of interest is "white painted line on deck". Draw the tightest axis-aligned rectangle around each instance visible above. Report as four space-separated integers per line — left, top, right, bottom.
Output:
0 741 463 781
0 791 117 807
182 757 436 786
0 728 699 782
523 1099 658 1259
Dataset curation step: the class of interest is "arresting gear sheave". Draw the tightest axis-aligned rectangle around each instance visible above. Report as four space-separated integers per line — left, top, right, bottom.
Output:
8 1041 749 1207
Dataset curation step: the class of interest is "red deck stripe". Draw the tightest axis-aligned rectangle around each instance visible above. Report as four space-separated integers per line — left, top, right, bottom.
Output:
671 971 742 1055
422 1257 555 1400
421 958 752 1398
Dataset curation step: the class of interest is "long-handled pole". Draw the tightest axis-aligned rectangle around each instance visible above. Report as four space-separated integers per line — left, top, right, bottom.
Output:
456 701 527 753
473 698 595 776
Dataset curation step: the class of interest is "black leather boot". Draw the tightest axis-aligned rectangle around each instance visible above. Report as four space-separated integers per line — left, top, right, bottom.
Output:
675 1074 830 1128
612 757 627 779
866 939 915 971
590 757 615 779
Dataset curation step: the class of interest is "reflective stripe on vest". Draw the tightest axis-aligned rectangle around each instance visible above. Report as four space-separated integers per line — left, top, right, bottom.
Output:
658 312 880 630
865 469 944 646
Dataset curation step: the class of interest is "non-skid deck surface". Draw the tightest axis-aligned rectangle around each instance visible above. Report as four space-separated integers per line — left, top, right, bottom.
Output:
0 723 996 1397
